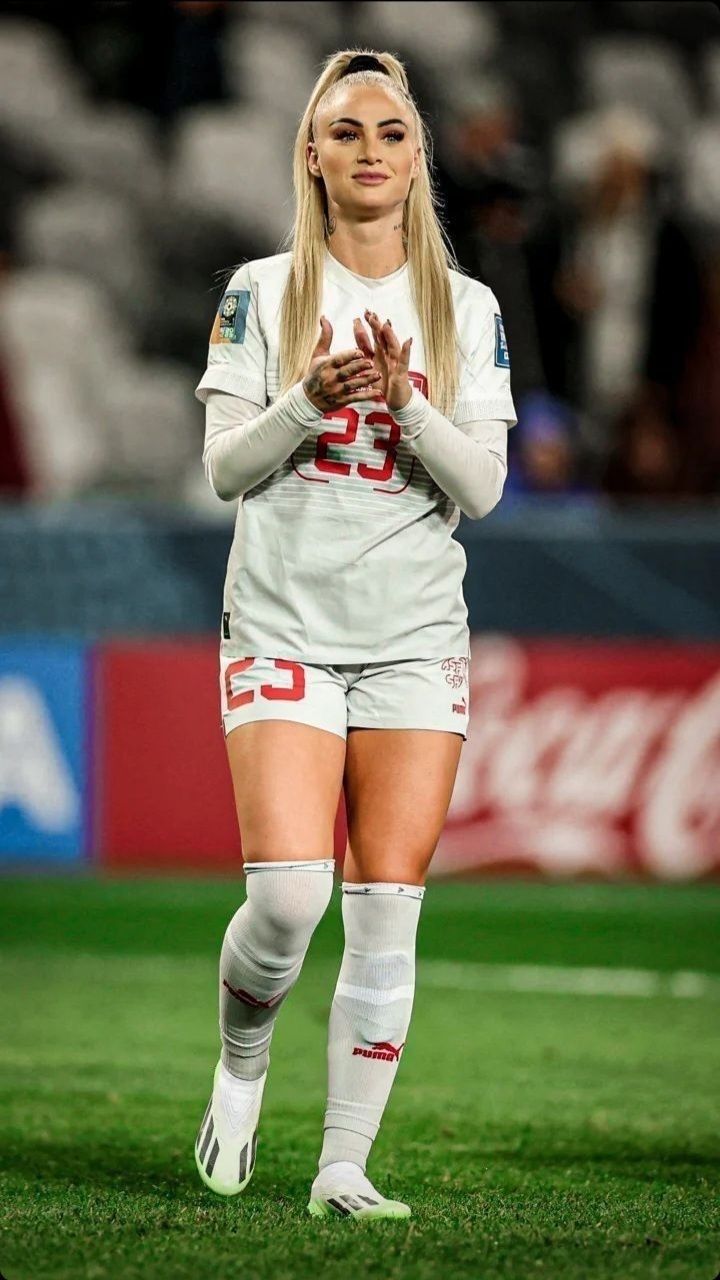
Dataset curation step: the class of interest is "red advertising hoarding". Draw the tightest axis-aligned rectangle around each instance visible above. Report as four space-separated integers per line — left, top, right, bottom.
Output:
95 637 720 878
435 636 720 879
96 641 347 872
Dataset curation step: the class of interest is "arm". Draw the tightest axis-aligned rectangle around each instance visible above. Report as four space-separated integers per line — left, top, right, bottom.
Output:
203 384 323 501
392 389 508 519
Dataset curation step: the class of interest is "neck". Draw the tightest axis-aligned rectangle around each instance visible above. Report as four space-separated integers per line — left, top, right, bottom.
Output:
325 209 407 278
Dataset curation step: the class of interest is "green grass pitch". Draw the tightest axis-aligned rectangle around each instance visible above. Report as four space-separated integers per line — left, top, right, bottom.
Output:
1 876 719 1280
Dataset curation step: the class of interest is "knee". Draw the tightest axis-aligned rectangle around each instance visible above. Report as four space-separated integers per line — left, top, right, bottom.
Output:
244 865 334 955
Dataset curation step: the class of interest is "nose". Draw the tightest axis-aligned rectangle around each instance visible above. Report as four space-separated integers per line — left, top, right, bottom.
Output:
357 139 381 165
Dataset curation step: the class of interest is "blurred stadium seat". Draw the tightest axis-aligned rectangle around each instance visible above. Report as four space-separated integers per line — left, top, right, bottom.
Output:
0 18 84 148
170 104 294 248
0 268 120 495
355 0 499 79
16 185 156 328
683 121 720 229
40 106 163 212
241 0 344 47
581 35 696 150
224 21 319 121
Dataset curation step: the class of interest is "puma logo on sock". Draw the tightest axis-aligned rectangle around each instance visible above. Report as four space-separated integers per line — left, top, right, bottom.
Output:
352 1041 405 1062
223 979 286 1009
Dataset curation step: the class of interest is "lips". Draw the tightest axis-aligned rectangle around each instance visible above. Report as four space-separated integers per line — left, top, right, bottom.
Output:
353 174 389 184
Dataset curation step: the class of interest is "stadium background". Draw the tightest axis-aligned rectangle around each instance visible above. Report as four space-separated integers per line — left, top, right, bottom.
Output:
0 4 719 1279
1 0 719 877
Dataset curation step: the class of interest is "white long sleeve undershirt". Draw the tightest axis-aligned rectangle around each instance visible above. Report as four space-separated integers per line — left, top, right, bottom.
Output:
203 384 508 519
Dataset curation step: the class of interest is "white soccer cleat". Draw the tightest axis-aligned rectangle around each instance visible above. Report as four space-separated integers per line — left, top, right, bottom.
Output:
194 1060 266 1196
307 1161 411 1220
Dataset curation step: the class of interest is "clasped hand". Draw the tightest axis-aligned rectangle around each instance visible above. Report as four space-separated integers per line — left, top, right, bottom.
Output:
302 312 413 413
354 310 413 412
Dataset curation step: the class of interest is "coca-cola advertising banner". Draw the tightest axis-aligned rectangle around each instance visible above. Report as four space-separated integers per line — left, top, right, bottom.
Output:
435 637 720 880
2 636 717 878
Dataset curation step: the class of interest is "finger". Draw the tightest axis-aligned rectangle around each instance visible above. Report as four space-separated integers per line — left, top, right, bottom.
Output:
364 310 389 352
311 315 333 358
352 317 375 358
334 357 376 383
381 320 402 358
336 387 385 404
324 386 384 409
328 347 366 369
341 369 383 392
398 336 412 372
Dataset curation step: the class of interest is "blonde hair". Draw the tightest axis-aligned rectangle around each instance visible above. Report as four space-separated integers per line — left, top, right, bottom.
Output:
278 49 461 417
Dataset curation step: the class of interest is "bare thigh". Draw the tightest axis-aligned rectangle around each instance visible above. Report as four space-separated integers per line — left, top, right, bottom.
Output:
225 721 346 860
342 728 463 885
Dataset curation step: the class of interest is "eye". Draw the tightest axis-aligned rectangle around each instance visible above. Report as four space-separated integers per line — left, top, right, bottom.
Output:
330 130 404 143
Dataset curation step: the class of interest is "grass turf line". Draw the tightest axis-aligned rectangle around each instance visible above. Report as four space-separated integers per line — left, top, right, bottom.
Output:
0 878 718 1280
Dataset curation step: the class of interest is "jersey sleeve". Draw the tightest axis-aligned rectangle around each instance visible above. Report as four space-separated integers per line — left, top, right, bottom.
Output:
195 262 268 407
453 287 517 428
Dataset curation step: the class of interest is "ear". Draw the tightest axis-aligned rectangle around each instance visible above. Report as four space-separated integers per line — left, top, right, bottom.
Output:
411 145 422 180
306 141 322 178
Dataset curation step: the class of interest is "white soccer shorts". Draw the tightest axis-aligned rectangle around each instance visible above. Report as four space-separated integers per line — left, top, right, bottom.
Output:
219 653 470 741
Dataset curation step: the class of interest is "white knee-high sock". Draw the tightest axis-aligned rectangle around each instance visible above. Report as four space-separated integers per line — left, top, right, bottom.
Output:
220 859 334 1080
318 881 425 1173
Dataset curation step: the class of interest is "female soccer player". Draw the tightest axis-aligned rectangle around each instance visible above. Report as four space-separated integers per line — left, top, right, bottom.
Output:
194 49 516 1220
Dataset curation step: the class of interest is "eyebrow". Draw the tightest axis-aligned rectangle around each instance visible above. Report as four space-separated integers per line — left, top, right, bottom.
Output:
329 116 408 128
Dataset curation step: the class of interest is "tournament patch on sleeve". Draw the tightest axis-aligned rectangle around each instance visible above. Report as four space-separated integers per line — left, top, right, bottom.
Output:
211 289 251 344
494 314 510 368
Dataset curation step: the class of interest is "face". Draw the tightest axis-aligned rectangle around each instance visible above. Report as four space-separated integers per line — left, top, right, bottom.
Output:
308 84 421 221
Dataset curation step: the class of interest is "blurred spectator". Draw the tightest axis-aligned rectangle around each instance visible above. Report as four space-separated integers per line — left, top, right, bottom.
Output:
602 387 687 501
506 392 588 498
545 108 669 433
438 78 547 404
0 361 29 497
672 230 720 493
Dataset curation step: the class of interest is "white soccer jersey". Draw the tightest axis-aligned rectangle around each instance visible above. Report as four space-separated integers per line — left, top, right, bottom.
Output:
196 250 516 663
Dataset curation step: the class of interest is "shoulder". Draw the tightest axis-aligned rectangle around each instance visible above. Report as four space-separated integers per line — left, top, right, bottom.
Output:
225 252 293 294
448 267 498 315
448 268 501 353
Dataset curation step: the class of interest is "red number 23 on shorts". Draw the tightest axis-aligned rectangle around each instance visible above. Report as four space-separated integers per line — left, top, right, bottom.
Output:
225 658 306 710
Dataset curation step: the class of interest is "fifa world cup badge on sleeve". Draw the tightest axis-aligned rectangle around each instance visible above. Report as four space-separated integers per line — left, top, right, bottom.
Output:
212 290 251 344
494 314 510 368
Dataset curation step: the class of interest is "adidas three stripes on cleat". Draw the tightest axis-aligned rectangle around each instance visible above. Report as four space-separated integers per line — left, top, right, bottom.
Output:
195 1060 266 1196
307 1161 411 1220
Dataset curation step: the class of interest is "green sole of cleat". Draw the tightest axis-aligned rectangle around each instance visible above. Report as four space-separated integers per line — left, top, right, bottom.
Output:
307 1197 411 1220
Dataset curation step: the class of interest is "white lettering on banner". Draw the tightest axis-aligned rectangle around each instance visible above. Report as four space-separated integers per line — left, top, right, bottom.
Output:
438 637 720 879
640 672 720 878
0 677 80 830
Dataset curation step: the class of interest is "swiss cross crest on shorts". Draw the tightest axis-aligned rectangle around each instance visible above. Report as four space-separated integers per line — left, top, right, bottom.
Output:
441 657 468 689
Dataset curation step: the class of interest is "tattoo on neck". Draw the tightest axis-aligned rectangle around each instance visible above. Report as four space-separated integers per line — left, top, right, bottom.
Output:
326 216 337 236
393 222 402 231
